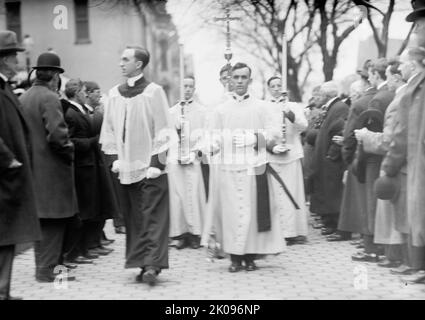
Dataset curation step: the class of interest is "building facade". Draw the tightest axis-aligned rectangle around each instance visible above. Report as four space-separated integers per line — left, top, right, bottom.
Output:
0 0 186 104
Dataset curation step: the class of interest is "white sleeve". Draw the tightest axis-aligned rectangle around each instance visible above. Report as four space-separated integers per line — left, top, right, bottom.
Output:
99 90 118 155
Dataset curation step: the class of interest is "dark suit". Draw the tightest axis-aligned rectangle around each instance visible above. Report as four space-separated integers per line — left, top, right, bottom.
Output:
360 84 395 254
64 103 118 257
0 77 41 298
337 88 377 235
310 98 349 228
20 80 78 280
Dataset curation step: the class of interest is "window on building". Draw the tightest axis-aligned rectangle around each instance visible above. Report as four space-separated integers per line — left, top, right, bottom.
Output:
74 0 90 43
159 38 168 71
5 1 22 42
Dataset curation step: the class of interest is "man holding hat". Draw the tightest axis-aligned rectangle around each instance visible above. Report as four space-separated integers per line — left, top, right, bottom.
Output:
20 52 78 282
0 30 41 299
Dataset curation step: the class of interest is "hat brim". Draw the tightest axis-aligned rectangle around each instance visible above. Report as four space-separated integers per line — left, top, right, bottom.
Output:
33 66 64 74
356 70 368 78
406 8 425 22
0 47 25 53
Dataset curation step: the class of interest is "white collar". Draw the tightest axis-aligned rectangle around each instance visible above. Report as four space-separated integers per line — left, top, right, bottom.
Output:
127 73 144 87
84 104 94 113
0 72 9 82
407 73 420 84
325 96 338 108
231 92 250 102
396 83 408 95
377 81 387 91
68 100 87 114
270 96 284 103
180 99 194 106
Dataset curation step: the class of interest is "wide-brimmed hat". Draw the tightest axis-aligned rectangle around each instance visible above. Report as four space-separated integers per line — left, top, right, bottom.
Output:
0 30 25 53
374 175 400 200
32 52 64 73
406 0 425 22
357 109 385 132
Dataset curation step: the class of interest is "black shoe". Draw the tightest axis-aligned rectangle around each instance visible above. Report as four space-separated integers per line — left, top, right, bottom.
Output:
377 259 403 268
312 223 325 229
84 252 100 259
36 274 77 283
175 239 188 250
326 234 351 242
135 270 145 283
73 256 94 264
62 261 78 269
142 269 158 286
101 239 114 246
228 263 244 273
189 235 201 249
115 226 126 234
351 252 382 263
89 247 113 256
245 261 257 271
321 227 336 236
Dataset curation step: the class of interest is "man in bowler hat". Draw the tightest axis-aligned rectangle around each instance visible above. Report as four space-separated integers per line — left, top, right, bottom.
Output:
20 52 79 282
0 30 41 299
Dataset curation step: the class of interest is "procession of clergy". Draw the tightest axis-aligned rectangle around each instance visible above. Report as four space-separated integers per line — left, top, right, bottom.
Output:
1 2 425 300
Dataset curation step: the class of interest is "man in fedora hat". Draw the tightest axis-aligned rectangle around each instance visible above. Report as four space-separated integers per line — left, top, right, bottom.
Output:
20 52 79 282
0 30 41 299
382 0 425 283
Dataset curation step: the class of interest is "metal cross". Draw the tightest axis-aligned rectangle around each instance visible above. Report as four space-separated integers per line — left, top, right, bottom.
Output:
214 7 240 63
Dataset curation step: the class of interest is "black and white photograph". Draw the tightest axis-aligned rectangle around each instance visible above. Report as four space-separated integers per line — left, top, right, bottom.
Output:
0 0 425 303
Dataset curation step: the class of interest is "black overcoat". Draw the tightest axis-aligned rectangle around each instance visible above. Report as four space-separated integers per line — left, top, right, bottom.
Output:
0 79 41 246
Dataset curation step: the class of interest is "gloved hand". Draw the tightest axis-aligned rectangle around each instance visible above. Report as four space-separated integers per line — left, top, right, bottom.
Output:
111 160 121 173
146 167 162 179
354 127 369 142
272 144 289 154
233 131 257 148
8 158 23 168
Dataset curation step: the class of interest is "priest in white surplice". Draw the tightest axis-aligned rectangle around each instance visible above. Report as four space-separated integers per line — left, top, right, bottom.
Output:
100 46 172 286
202 63 285 273
266 76 309 245
168 76 207 250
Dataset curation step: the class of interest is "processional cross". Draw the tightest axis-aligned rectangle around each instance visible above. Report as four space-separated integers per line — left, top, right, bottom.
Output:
214 7 240 92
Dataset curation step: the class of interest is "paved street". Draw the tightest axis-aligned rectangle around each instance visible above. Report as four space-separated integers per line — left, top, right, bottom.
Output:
11 215 425 300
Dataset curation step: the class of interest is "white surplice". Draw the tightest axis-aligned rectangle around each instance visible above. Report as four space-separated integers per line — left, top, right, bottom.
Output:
202 93 285 256
266 99 309 238
168 100 207 237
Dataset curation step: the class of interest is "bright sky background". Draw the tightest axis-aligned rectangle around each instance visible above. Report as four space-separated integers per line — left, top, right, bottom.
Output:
166 1 413 105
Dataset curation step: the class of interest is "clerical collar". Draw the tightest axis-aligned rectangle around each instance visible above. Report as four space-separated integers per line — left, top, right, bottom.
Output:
232 93 250 102
180 99 194 106
127 73 144 87
270 96 284 103
377 81 387 91
68 100 88 115
0 72 8 83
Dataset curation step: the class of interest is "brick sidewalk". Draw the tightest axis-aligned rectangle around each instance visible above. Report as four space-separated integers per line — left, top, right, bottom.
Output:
10 217 425 300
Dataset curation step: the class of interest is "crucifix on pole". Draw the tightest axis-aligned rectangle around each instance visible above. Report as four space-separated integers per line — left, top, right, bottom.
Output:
214 6 240 92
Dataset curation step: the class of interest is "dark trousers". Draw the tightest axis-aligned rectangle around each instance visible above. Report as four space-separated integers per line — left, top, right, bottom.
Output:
0 245 15 299
121 174 169 270
34 218 67 278
63 218 104 260
407 234 425 270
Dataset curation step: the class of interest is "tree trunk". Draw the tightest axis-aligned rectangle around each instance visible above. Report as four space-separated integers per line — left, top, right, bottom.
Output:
322 55 337 82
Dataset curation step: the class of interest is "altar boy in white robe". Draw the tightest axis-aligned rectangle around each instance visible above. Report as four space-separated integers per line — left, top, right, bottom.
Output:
204 63 285 273
266 76 309 245
168 76 207 249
